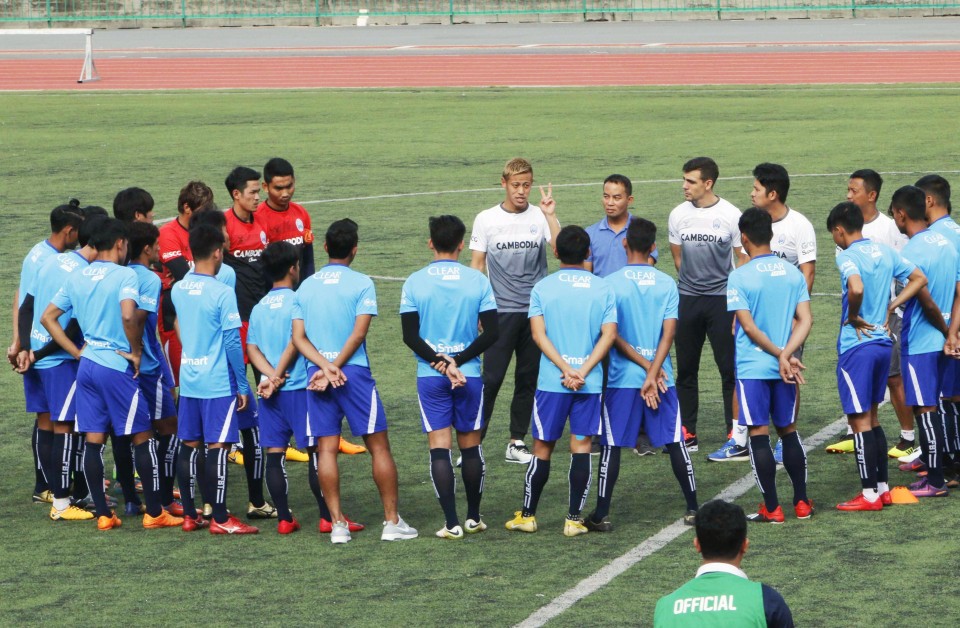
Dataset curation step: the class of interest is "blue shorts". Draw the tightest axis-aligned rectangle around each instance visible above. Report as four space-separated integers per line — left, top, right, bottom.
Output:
306 365 387 438
236 395 259 431
902 351 945 407
601 387 681 448
37 361 79 423
178 395 240 444
531 390 601 442
260 389 312 449
23 368 47 414
737 379 798 428
138 370 177 422
75 359 151 436
417 376 484 433
837 341 892 415
941 358 960 398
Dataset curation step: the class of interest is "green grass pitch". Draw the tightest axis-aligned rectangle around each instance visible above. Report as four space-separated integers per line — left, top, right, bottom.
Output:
1 86 960 625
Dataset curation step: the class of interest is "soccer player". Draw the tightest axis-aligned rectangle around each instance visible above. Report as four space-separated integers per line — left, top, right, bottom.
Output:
292 219 417 544
888 186 955 498
470 158 561 465
11 201 83 503
710 163 816 464
653 499 794 627
113 187 155 223
40 218 183 530
669 157 744 451
504 225 617 537
829 202 928 511
591 218 698 530
826 170 914 459
172 223 257 534
400 215 499 539
726 208 812 523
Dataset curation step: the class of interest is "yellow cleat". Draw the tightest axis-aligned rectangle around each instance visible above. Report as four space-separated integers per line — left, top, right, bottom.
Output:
143 510 184 529
888 440 916 459
825 436 855 454
227 449 244 465
505 511 537 533
339 437 367 455
563 516 589 537
97 512 122 531
285 447 310 463
32 490 53 504
50 504 94 521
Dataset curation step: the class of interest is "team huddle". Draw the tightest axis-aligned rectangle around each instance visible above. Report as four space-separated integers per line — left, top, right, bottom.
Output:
9 155 960 543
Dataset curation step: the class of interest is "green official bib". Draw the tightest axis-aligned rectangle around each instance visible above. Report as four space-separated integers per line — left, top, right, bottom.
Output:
654 572 765 627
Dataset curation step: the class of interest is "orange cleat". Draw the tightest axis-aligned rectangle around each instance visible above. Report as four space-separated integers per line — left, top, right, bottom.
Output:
339 437 367 455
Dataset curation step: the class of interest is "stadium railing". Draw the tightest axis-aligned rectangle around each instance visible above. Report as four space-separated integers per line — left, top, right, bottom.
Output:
1 1 958 27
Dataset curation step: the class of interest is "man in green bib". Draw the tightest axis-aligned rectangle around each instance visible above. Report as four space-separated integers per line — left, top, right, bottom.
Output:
654 499 794 627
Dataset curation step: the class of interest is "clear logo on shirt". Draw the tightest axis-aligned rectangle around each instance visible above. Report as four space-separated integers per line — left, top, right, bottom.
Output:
558 272 592 288
624 269 656 286
756 261 787 277
317 270 341 284
428 265 461 281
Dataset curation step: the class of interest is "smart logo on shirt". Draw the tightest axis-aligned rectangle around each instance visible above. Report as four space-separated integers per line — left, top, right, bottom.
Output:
182 355 210 367
562 354 587 365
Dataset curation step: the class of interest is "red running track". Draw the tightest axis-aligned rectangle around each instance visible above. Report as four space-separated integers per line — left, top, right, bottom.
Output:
2 51 960 90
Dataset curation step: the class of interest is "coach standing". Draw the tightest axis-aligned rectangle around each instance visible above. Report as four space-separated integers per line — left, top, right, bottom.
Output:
668 157 744 450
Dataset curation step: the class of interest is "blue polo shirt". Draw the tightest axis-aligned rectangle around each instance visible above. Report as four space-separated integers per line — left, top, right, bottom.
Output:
585 214 657 277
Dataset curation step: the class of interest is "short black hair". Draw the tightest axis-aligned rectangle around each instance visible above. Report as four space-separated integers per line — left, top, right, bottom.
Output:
189 223 225 262
89 218 128 253
225 166 261 197
695 500 747 561
739 207 774 246
50 200 84 233
826 201 865 233
113 187 154 222
127 221 160 260
915 174 951 213
683 157 719 186
752 162 790 203
554 225 591 265
78 206 109 248
261 241 299 282
263 158 294 183
429 215 466 254
189 208 226 231
850 169 883 197
889 185 927 222
603 174 633 197
325 218 359 259
625 217 656 254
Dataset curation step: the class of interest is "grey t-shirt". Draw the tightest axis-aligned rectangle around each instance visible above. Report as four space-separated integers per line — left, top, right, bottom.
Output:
469 203 552 313
668 198 742 297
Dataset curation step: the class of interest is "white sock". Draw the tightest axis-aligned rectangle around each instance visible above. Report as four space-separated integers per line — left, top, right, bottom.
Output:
901 430 915 441
53 497 70 511
862 488 880 502
878 482 890 494
733 424 748 447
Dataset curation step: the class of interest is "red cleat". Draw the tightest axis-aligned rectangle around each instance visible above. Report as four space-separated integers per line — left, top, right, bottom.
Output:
794 499 815 519
278 518 301 535
899 459 926 473
210 514 259 535
880 491 893 506
319 515 365 533
837 494 883 511
746 504 784 523
181 515 209 532
164 501 184 517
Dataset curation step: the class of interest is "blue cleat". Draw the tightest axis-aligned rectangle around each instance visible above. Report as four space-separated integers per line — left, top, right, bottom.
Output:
706 437 749 462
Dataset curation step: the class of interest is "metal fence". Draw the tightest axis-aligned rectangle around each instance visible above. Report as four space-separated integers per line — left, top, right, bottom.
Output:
1 1 958 25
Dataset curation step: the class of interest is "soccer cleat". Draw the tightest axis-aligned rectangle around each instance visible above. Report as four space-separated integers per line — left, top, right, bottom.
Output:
284 447 309 462
887 439 916 459
76 495 118 511
181 515 209 532
563 516 589 537
584 514 613 532
880 491 893 506
97 512 122 530
143 510 185 529
590 439 602 456
464 518 487 534
505 511 538 533
247 501 278 519
163 500 184 517
633 433 659 456
319 515 365 533
825 435 855 454
908 478 949 498
210 515 259 535
278 518 301 535
124 501 145 516
330 520 351 544
338 437 367 455
435 525 464 540
227 449 244 466
836 494 883 511
32 490 53 504
746 504 785 523
202 503 213 518
505 441 533 465
706 438 749 462
683 510 698 526
773 439 783 466
381 516 418 541
899 458 926 473
794 499 815 519
49 504 94 521
682 427 698 453
898 447 922 464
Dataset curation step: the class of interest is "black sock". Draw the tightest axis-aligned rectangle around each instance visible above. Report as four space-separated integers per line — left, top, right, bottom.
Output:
593 445 621 520
82 442 110 517
918 411 946 487
944 401 960 454
779 431 808 505
853 430 878 491
266 452 292 522
176 443 199 519
36 427 54 494
872 425 889 484
308 452 331 520
430 448 459 529
568 453 592 519
71 433 89 501
33 420 48 492
206 447 229 524
666 442 699 511
195 447 210 505
522 457 550 517
460 445 485 523
50 433 72 499
241 427 266 507
156 434 176 506
112 434 139 505
133 440 162 517
749 435 779 512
